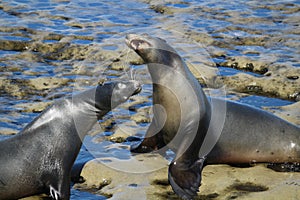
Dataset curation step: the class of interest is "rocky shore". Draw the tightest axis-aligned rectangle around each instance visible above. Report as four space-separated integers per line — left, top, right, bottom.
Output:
1 0 299 199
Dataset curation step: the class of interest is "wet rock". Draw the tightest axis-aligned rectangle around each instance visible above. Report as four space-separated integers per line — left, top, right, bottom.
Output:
120 50 144 65
0 40 30 51
14 101 52 113
145 0 192 15
228 181 268 193
15 51 46 63
185 30 216 47
13 163 300 199
187 62 221 87
131 106 151 124
220 67 300 101
149 4 175 15
0 79 27 98
121 95 149 110
219 56 270 74
200 165 300 200
65 21 85 29
4 40 91 62
99 117 116 130
86 123 104 138
28 77 69 90
30 42 71 55
131 112 151 124
106 121 139 143
109 61 129 71
264 101 300 125
1 76 71 99
267 162 300 173
42 44 89 61
74 158 300 200
0 26 36 35
0 127 18 135
287 75 299 80
74 154 169 199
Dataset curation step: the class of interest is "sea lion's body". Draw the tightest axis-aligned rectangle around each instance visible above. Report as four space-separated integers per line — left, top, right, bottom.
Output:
126 34 300 200
126 34 211 199
206 98 300 164
0 81 141 200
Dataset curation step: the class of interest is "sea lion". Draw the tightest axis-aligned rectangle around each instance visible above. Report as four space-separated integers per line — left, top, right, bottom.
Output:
126 34 300 200
204 98 300 165
0 80 141 200
126 33 212 200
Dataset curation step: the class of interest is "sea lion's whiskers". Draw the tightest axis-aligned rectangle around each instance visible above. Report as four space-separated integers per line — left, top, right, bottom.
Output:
129 66 134 80
122 48 134 80
132 69 138 80
123 66 133 80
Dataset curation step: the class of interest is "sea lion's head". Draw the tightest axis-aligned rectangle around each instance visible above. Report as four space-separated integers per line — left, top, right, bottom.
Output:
126 34 180 65
111 80 141 100
96 80 141 110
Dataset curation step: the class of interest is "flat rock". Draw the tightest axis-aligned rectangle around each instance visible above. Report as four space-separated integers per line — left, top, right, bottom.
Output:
264 101 300 126
14 101 52 113
73 154 300 199
28 77 69 90
0 127 18 135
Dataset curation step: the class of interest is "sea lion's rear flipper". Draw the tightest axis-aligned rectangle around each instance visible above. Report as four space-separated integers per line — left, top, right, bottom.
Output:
168 157 206 200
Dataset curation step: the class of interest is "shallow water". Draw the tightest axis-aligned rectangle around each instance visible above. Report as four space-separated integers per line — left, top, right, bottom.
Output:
0 0 299 199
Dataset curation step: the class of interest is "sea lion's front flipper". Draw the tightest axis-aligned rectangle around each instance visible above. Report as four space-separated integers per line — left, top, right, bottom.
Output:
130 103 168 153
168 157 206 200
130 112 167 153
47 172 71 200
130 130 166 153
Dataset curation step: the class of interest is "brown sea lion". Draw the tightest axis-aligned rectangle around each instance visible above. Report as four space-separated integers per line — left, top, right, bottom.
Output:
126 33 211 199
126 33 300 200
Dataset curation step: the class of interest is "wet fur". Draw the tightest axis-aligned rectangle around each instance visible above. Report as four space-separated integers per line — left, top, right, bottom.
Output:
0 81 140 200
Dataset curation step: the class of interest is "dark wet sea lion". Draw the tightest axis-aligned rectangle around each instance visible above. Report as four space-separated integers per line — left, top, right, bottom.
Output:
126 34 300 200
126 34 212 200
0 80 141 200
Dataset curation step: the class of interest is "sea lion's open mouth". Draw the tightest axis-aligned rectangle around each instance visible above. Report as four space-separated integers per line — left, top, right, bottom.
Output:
125 34 151 51
129 39 144 50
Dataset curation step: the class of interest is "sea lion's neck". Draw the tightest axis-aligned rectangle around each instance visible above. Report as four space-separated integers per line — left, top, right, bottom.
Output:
23 86 109 141
70 86 111 139
144 49 183 67
146 50 188 83
72 86 111 118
